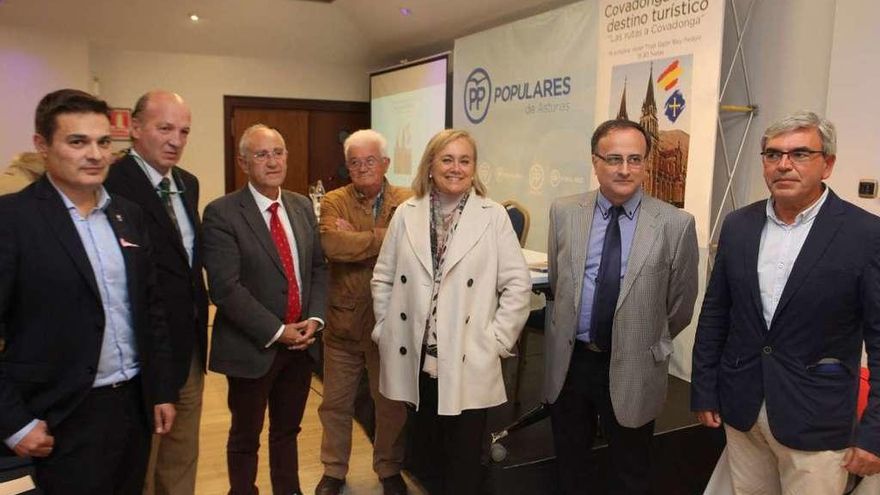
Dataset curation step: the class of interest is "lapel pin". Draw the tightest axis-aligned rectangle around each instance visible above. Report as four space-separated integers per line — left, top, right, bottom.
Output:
115 214 123 222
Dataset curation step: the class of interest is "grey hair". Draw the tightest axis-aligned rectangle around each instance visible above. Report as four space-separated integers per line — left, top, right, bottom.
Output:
343 129 388 160
761 111 837 155
238 124 284 156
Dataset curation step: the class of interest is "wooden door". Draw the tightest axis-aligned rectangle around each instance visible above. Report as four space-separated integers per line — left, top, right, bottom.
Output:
230 108 309 195
224 96 369 196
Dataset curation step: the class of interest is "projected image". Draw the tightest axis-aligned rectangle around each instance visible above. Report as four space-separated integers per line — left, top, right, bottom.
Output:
608 55 692 208
371 56 448 187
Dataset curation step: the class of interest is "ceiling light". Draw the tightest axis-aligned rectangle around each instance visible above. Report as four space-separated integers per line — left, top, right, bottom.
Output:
399 7 412 16
189 13 200 22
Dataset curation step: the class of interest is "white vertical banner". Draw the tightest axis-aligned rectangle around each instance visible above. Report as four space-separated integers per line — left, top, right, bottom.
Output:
595 0 725 380
453 0 598 251
595 0 725 247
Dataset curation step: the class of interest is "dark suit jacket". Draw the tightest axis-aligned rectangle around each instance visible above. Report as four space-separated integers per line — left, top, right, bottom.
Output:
0 177 176 442
105 154 209 391
202 186 328 379
691 189 880 454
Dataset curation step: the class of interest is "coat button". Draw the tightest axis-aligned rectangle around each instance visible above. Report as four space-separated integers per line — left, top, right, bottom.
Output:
401 275 407 283
281 287 288 294
467 278 474 287
762 346 772 355
399 346 407 355
86 366 96 375
400 312 407 321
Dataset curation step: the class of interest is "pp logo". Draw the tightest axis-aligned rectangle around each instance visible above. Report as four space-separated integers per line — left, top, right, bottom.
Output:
529 163 545 193
464 68 492 124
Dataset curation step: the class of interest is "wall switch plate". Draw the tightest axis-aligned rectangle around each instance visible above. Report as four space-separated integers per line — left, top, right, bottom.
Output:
858 179 877 198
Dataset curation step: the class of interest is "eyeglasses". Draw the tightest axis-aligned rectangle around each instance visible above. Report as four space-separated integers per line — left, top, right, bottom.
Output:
593 153 645 167
347 156 384 170
760 149 825 164
247 149 287 163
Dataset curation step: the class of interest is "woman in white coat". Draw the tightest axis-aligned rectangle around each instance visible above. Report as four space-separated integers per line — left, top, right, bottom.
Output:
371 129 531 494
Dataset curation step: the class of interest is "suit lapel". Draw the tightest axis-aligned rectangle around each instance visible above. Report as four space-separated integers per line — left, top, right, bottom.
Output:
105 199 139 302
742 204 767 330
34 178 100 299
570 191 596 313
281 191 310 276
403 196 433 276
770 191 844 326
238 188 287 278
617 196 659 309
442 192 490 277
117 156 190 264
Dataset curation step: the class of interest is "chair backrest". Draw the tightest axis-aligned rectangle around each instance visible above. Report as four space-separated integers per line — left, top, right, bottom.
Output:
501 199 530 247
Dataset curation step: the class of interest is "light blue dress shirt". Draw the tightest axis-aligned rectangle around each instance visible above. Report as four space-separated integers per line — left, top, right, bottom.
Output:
758 186 828 328
576 189 642 342
130 149 195 266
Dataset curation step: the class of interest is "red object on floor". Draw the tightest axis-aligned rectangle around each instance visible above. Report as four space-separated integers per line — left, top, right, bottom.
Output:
858 367 870 420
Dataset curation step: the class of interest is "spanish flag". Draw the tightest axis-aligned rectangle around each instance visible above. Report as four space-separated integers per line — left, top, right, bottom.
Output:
657 60 682 91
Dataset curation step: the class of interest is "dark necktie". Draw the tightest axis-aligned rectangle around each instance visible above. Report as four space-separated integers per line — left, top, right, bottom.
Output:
590 205 623 351
268 203 302 324
158 177 182 239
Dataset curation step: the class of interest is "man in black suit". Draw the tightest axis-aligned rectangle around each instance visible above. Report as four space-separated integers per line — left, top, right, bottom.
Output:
104 90 208 495
692 111 880 493
0 89 176 494
203 124 328 495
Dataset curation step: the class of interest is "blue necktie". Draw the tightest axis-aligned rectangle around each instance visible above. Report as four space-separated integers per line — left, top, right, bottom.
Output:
590 205 622 351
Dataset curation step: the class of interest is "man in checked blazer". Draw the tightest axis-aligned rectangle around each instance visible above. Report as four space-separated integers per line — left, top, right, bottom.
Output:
544 119 699 494
203 124 328 495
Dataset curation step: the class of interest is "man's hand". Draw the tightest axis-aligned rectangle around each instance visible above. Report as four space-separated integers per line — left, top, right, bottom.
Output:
843 447 880 477
154 403 176 435
335 218 355 232
279 319 318 350
13 420 54 458
695 410 722 428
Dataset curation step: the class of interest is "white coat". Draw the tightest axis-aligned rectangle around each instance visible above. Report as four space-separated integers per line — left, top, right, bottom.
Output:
371 192 531 415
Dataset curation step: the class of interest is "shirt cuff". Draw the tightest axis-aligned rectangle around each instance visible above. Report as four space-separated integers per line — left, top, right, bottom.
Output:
309 317 325 332
5 419 39 450
265 325 285 348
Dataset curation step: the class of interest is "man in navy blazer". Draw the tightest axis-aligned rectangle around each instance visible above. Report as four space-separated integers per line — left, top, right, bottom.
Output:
0 89 176 494
104 90 208 495
691 111 880 493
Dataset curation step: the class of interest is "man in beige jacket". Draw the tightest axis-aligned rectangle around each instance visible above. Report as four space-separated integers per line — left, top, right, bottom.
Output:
0 152 45 195
315 130 411 495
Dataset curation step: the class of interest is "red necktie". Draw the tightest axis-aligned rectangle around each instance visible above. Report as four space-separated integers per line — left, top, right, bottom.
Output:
268 202 301 324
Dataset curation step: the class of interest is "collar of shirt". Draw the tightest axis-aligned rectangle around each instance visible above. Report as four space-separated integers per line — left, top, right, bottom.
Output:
353 179 387 219
248 182 284 213
47 175 111 214
766 185 829 227
596 188 642 220
129 149 179 192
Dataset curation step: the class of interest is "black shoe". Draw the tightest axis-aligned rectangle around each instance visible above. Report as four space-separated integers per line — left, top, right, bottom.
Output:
381 474 408 495
315 475 345 495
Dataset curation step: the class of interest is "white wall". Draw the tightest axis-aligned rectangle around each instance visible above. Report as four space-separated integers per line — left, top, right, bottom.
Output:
91 47 370 209
713 0 837 223
825 0 880 215
0 26 91 166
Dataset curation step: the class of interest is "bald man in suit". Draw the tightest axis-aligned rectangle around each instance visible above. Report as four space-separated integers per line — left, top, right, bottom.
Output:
203 124 328 495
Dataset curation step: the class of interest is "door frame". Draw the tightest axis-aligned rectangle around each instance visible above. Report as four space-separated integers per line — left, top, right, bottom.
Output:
223 95 369 193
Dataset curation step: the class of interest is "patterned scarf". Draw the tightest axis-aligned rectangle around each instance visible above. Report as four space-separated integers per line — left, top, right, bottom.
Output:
422 187 470 378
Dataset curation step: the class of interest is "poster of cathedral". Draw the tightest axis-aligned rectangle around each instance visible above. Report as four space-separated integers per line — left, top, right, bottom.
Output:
608 55 693 208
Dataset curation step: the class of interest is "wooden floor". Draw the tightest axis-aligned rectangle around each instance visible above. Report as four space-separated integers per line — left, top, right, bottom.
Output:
195 370 427 495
